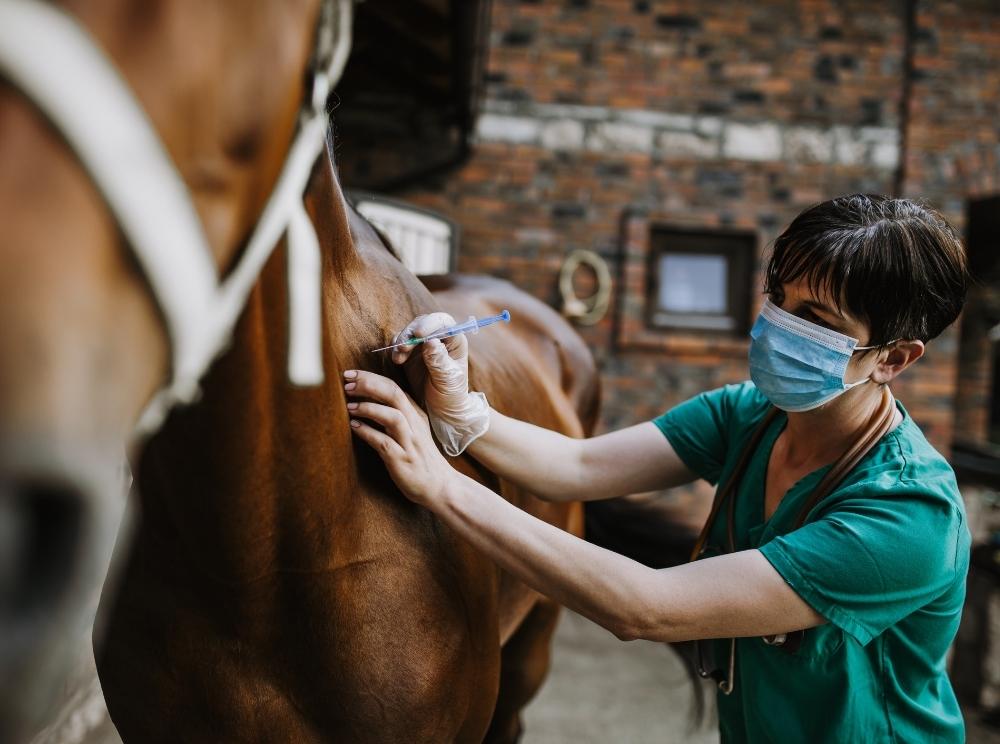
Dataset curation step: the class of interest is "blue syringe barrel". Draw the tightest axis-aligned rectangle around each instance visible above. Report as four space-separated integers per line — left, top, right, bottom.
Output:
425 309 511 342
476 309 511 328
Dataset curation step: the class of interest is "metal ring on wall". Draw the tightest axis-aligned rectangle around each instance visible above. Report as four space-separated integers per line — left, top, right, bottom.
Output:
559 249 612 326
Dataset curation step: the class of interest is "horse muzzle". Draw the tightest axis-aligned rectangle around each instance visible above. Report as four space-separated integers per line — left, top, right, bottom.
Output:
0 439 128 742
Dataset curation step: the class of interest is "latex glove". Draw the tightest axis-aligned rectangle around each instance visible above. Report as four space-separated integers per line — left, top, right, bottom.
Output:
391 313 489 456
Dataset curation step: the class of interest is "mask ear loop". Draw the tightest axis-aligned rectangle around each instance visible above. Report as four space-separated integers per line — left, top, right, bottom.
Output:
845 339 900 388
852 338 901 353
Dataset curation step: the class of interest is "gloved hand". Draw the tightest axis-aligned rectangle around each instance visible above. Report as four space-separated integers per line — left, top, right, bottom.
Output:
391 313 490 456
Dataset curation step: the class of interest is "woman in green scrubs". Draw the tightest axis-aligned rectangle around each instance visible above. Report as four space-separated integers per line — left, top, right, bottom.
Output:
343 194 971 742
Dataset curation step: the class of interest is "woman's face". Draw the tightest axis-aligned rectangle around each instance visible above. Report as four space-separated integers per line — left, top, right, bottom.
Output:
768 278 882 384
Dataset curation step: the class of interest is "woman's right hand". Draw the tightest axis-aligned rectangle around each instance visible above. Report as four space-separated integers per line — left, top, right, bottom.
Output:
392 313 490 456
392 313 470 414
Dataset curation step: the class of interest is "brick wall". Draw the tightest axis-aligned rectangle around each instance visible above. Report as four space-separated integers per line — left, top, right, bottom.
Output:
367 0 1000 461
903 2 1000 448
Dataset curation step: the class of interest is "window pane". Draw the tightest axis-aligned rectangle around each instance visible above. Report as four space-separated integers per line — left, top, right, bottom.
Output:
657 253 728 314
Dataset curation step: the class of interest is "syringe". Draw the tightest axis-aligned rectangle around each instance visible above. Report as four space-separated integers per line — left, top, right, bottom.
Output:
372 310 511 353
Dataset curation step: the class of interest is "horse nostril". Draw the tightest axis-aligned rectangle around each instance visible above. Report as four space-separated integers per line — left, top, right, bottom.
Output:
0 478 86 619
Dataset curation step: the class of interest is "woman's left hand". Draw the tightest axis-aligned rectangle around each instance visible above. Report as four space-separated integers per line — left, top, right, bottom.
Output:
344 369 456 508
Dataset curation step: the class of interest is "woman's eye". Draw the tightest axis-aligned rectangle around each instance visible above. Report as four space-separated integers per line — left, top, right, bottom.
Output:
807 313 839 331
797 309 829 328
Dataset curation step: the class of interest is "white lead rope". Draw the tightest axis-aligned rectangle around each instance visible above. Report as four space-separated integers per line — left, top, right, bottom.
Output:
0 0 353 435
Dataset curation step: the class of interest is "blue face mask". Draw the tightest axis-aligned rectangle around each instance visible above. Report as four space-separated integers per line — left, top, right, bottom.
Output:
749 299 880 413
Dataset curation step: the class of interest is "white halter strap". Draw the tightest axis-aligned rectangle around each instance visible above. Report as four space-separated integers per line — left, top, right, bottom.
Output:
0 0 353 435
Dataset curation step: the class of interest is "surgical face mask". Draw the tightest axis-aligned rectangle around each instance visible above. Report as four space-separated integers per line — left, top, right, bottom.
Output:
749 299 882 413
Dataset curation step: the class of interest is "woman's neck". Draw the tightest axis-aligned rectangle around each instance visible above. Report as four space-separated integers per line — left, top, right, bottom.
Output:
779 384 894 469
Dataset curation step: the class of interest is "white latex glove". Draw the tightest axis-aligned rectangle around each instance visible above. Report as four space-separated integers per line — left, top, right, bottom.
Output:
391 313 490 456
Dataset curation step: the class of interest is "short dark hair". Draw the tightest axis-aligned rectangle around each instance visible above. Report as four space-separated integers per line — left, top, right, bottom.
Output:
764 194 968 347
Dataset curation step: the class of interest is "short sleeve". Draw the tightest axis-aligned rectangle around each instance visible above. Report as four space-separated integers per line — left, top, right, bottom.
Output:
759 487 968 646
651 382 761 486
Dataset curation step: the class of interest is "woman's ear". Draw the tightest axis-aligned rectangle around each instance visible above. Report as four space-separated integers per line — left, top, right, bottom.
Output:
871 340 925 384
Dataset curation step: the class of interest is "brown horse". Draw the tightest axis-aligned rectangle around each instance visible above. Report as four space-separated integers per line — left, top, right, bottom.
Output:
1 1 598 741
99 195 598 739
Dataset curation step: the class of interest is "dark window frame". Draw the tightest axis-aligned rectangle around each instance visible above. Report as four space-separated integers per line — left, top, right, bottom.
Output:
645 226 755 336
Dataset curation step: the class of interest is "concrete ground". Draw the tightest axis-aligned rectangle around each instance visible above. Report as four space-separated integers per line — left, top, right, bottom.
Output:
522 610 719 744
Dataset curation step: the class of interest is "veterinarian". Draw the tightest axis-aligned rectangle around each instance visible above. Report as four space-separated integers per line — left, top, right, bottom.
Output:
344 194 971 742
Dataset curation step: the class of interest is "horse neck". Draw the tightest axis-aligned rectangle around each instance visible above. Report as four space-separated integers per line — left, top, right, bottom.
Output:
133 141 437 583
310 132 359 278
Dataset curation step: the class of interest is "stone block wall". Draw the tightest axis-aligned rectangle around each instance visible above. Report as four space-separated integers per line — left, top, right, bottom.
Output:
373 0 1000 456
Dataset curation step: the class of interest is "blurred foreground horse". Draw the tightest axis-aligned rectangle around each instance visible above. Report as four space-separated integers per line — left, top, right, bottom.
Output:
0 1 599 741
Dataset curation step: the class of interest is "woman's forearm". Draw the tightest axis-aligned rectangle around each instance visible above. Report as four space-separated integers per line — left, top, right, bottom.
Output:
436 472 824 644
465 409 587 502
465 410 697 503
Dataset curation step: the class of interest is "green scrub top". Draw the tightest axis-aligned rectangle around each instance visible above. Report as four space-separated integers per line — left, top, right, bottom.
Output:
652 382 970 743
